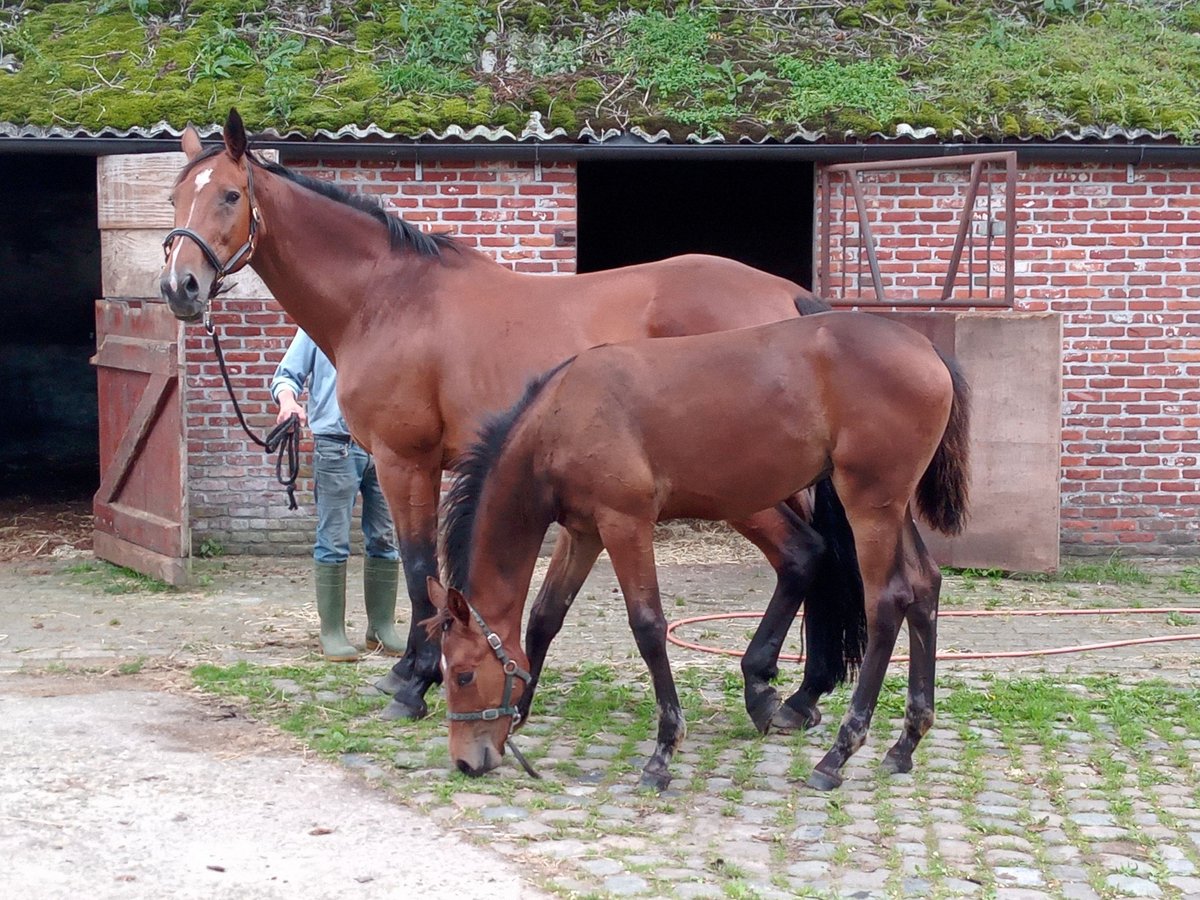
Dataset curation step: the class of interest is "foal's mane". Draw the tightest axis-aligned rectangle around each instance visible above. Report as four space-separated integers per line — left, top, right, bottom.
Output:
442 357 575 593
176 144 457 258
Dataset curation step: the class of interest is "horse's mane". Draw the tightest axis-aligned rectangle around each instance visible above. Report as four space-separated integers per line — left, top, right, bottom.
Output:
441 357 575 593
175 144 457 258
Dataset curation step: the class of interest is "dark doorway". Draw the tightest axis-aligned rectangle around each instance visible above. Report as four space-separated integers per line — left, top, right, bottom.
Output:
576 158 814 288
0 154 101 504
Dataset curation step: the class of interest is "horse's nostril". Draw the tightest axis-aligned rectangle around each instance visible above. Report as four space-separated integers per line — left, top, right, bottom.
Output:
456 759 481 777
182 273 200 301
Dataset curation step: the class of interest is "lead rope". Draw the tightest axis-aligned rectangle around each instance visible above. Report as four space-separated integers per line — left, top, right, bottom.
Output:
207 322 301 510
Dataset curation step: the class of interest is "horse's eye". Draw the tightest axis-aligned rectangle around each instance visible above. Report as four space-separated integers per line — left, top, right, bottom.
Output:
456 672 474 688
224 190 241 204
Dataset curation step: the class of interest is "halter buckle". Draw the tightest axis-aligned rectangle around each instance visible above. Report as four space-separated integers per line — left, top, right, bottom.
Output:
481 708 500 721
486 633 503 651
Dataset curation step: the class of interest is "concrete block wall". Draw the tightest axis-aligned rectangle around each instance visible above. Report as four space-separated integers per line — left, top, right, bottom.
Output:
185 158 577 555
822 162 1200 557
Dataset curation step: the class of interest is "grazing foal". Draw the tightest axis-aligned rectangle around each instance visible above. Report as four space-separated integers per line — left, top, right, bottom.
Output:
427 311 970 791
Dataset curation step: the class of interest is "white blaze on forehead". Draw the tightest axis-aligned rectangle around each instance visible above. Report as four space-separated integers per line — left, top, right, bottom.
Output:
165 165 216 290
440 653 448 674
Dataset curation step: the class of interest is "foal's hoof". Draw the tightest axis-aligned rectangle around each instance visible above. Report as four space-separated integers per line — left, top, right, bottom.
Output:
373 669 405 696
638 768 673 792
881 749 914 775
770 702 820 734
379 696 428 722
804 767 843 792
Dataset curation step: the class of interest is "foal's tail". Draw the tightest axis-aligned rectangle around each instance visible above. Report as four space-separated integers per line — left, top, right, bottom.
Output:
916 349 971 535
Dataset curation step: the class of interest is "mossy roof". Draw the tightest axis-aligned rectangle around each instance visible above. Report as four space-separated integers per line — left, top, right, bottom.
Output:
2 0 1199 144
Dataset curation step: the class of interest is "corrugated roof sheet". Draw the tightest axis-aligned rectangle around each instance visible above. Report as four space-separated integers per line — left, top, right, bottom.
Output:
0 117 1180 146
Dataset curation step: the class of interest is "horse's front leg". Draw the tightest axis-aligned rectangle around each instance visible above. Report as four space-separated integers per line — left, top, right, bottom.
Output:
370 451 443 721
519 529 604 727
597 513 682 792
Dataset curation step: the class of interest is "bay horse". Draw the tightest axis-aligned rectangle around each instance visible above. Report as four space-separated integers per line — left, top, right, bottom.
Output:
426 311 970 791
159 109 859 730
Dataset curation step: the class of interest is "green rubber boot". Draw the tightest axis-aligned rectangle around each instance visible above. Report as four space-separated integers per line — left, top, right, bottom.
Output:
314 561 360 662
364 556 405 656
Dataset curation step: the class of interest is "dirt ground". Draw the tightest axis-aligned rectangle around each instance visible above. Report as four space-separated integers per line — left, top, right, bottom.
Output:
3 522 1200 898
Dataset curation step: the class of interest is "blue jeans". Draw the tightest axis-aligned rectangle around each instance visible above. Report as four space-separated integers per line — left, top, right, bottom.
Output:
312 436 399 565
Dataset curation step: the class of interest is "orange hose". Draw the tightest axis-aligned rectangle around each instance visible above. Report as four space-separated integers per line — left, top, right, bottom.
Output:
665 608 1200 663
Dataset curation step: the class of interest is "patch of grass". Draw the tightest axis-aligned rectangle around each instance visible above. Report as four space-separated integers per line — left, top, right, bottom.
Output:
1056 555 1151 586
66 561 174 595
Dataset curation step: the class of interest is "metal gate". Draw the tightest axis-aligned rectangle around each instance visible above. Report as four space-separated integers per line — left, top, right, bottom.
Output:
816 151 1062 573
92 299 189 585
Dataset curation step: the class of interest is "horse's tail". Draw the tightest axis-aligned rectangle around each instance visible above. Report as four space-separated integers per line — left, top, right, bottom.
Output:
801 478 867 684
916 349 971 536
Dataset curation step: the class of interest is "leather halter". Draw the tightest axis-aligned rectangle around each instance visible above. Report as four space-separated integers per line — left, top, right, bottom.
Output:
162 156 262 327
447 603 533 725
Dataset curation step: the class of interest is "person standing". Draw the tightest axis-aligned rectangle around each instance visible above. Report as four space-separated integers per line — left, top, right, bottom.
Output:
271 328 404 661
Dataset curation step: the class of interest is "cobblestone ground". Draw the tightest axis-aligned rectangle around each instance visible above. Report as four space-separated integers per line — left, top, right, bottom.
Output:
4 548 1200 899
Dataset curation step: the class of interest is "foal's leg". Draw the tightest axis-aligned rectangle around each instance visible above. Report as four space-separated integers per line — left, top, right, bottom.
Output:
732 504 825 734
807 492 912 791
882 520 942 775
517 529 604 727
597 513 684 791
370 451 444 721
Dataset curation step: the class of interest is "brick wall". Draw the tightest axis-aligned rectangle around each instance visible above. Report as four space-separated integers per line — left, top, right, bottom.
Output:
185 159 577 555
821 162 1200 557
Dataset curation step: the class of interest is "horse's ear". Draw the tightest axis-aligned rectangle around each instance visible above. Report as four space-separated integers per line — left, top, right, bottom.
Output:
426 576 448 610
181 125 202 161
224 108 247 161
446 587 471 627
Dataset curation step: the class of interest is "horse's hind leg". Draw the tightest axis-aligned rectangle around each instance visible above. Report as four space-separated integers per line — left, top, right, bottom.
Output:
597 512 684 792
806 491 911 791
882 520 942 775
519 529 604 726
732 504 824 734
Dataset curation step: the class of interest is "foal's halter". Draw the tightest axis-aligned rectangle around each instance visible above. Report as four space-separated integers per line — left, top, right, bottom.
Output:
162 156 262 326
447 603 533 725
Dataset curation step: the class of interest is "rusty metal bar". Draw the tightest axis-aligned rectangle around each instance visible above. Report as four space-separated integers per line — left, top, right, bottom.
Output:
941 159 984 302
819 166 831 298
1005 153 1017 306
848 172 885 302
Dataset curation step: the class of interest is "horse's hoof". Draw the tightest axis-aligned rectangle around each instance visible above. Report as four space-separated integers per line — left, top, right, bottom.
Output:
881 749 913 775
805 767 843 791
747 692 782 735
638 769 672 792
373 670 405 695
771 702 820 734
379 697 428 722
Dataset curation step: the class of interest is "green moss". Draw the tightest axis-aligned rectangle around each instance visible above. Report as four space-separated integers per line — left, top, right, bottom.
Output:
1 0 1199 140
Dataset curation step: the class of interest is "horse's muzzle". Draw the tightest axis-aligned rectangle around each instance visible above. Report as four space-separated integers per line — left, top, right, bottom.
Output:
159 272 205 322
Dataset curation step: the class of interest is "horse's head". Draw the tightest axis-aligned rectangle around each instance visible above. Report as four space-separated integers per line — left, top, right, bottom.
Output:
425 577 531 778
160 108 259 322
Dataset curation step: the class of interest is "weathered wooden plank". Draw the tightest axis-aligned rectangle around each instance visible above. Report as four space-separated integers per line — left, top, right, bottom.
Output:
93 530 190 586
95 373 173 504
92 334 176 376
97 149 279 230
97 153 187 230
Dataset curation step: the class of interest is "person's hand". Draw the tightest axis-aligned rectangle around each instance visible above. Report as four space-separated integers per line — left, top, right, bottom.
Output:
276 389 308 427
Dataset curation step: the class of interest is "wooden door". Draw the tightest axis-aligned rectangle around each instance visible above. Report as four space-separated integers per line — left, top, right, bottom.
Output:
92 299 189 584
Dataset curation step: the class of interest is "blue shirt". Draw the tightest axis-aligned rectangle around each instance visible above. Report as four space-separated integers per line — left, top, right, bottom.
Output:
270 329 350 438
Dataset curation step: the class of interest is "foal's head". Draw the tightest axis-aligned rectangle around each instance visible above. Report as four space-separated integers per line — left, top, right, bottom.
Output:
160 108 258 321
424 577 530 777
